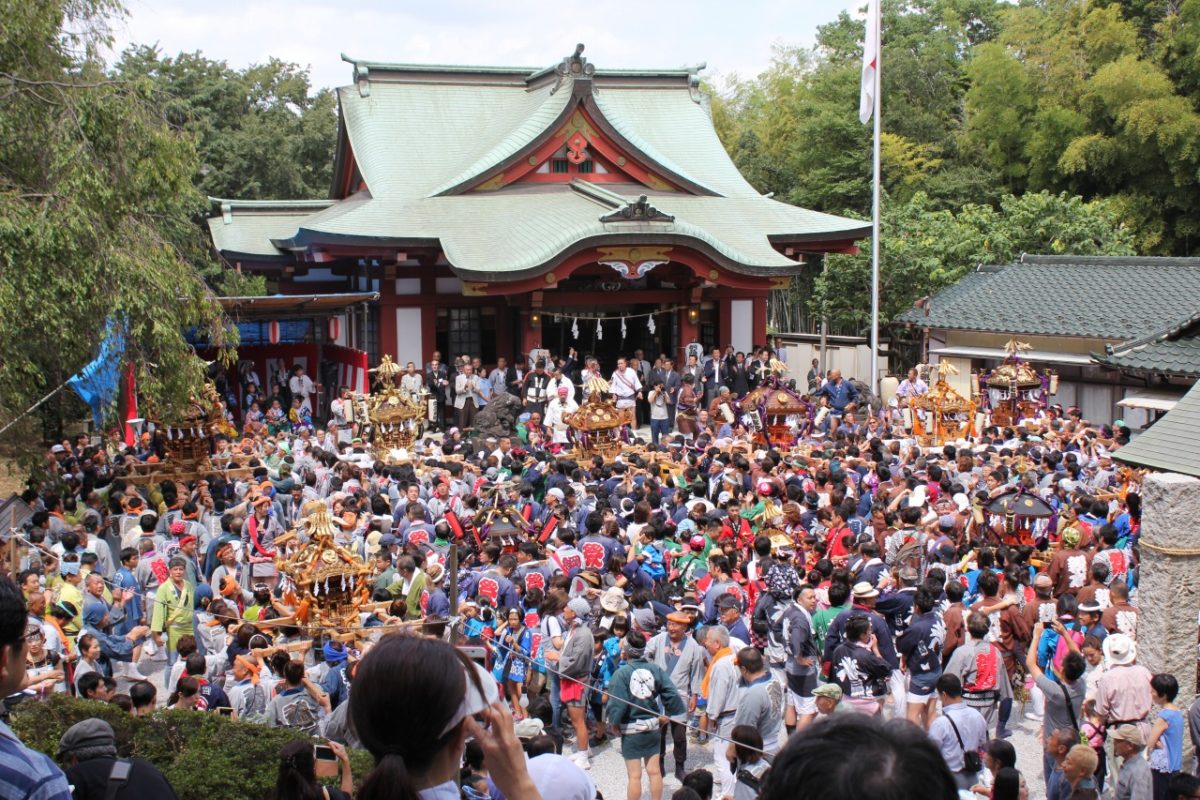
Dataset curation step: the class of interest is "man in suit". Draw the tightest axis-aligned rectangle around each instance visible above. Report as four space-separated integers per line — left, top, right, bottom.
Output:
661 358 682 431
682 353 703 387
702 348 726 406
505 358 525 397
631 352 652 427
728 352 751 398
423 351 449 431
749 347 774 389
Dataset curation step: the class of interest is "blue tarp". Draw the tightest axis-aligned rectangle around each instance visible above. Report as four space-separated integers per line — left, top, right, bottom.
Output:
68 319 124 427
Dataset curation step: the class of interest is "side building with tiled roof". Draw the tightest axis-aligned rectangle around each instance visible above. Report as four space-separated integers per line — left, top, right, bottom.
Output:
207 45 869 381
894 254 1200 427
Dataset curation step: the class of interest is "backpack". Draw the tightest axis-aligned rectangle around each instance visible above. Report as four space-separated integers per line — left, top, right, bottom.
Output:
1052 622 1085 671
736 764 770 795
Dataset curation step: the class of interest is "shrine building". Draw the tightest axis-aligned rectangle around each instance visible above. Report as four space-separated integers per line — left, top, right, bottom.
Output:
207 45 869 370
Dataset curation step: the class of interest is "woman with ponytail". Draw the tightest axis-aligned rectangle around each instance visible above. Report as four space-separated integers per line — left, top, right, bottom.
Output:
271 739 352 800
350 634 542 800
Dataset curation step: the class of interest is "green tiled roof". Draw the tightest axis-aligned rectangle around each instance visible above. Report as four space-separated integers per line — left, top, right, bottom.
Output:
894 255 1200 339
206 199 333 257
209 54 869 273
1092 311 1200 377
268 185 867 278
1114 378 1200 477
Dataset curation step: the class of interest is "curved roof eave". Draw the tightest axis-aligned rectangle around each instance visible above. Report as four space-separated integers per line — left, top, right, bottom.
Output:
271 229 440 251
442 231 805 283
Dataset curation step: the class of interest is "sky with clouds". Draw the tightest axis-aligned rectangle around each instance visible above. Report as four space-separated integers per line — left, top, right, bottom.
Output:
106 0 857 91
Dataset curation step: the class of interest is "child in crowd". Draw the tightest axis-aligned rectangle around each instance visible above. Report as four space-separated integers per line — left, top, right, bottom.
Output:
1147 672 1184 799
727 726 769 800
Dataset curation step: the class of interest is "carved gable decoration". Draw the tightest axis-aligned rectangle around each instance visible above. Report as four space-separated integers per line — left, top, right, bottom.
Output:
597 245 672 280
599 196 675 224
550 43 596 95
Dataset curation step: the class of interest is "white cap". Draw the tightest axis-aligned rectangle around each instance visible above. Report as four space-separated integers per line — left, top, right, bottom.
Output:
439 658 500 737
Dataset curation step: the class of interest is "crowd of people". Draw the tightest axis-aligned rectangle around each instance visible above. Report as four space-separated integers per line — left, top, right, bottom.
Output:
0 342 1196 800
209 339 872 449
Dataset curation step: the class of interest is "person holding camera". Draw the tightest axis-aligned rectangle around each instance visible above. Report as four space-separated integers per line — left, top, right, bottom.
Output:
271 739 352 800
928 673 988 791
647 380 671 446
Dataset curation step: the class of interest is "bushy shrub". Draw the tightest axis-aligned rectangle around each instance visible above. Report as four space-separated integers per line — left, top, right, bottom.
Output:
10 695 373 800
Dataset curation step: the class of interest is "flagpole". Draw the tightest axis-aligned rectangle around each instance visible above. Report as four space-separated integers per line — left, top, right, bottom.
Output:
869 0 882 395
0 379 73 440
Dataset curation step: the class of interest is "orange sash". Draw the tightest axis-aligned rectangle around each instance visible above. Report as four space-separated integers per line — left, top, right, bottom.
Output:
700 646 731 699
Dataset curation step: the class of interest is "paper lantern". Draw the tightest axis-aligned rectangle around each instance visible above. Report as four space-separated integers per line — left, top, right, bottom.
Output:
327 316 341 342
267 320 281 345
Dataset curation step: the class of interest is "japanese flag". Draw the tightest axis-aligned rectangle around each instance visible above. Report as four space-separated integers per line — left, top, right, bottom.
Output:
860 0 879 124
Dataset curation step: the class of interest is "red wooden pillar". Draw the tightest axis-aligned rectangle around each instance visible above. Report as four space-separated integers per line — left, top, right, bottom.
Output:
752 293 768 346
420 303 437 360
519 310 541 360
378 280 398 359
418 269 438 361
495 302 513 362
717 297 732 351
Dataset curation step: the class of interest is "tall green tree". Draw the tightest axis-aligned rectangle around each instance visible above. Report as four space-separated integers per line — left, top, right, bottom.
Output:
0 0 231 454
713 0 1008 217
113 47 338 201
813 191 1136 331
960 1 1200 252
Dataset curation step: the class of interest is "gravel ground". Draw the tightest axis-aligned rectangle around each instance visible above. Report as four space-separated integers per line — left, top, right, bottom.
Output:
124 650 1051 800
579 703 1052 800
